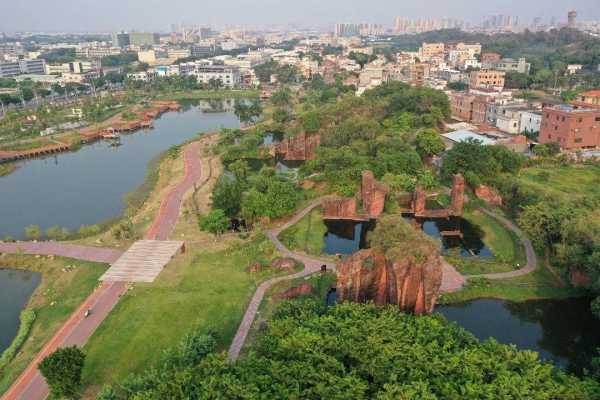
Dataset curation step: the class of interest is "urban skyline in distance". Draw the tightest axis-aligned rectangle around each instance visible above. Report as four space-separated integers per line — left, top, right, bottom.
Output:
1 0 599 32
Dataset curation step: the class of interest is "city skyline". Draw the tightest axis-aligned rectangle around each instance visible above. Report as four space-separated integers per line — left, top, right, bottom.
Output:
1 0 599 32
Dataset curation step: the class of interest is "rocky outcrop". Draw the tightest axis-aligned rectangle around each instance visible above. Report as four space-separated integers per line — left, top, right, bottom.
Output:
336 247 442 315
274 133 320 161
276 283 314 300
570 269 590 288
411 174 464 218
475 185 503 207
271 257 297 271
322 171 389 221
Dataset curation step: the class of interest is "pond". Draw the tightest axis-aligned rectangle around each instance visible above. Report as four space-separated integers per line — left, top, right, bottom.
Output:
323 220 374 255
437 297 600 375
263 132 284 146
407 216 493 258
0 100 241 240
0 268 41 353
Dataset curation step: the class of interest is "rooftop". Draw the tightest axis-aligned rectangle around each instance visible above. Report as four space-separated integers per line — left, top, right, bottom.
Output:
442 130 497 146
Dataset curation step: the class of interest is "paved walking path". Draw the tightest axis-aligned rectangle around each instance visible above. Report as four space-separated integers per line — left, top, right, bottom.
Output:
228 200 336 360
0 242 123 264
1 140 209 400
145 141 206 241
466 208 537 280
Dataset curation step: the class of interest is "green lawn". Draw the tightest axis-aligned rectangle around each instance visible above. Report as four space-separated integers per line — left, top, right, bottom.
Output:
448 209 527 276
81 234 297 393
517 164 600 202
0 255 109 396
439 266 583 304
156 89 259 101
279 207 327 257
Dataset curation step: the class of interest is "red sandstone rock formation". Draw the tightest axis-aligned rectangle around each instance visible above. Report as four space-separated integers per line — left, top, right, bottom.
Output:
271 258 297 271
570 269 590 288
275 133 321 160
322 171 389 220
411 174 464 218
450 174 465 215
336 248 442 314
276 283 314 300
475 185 503 207
361 171 388 218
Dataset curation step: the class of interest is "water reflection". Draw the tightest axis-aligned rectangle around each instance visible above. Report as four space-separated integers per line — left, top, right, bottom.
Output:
323 220 374 255
0 101 241 239
437 297 600 375
0 269 41 352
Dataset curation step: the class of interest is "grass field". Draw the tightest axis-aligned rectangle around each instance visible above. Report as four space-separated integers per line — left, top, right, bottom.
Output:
450 209 527 275
279 207 327 257
517 164 600 202
439 265 582 304
81 234 297 395
0 255 109 396
157 89 259 101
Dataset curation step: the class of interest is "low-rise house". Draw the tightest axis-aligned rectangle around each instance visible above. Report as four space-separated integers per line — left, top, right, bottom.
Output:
539 104 600 150
520 111 542 134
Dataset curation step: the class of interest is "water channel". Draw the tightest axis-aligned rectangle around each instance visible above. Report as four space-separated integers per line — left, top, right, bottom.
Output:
0 99 241 240
0 269 41 353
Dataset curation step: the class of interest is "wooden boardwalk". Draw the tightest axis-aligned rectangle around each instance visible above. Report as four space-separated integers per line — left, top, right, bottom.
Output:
100 240 184 283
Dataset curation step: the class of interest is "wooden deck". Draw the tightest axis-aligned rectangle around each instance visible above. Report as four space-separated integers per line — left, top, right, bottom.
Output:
100 240 184 283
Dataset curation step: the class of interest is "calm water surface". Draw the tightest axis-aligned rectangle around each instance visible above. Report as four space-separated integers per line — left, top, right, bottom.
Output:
0 269 41 353
437 297 600 374
0 101 241 239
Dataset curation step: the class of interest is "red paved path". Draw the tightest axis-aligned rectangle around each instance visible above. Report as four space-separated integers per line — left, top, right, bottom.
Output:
145 141 204 241
0 242 123 264
1 140 207 400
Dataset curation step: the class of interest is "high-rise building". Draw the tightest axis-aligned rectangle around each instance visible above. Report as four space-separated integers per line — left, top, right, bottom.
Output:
393 17 465 34
335 23 360 38
112 32 160 47
568 10 577 28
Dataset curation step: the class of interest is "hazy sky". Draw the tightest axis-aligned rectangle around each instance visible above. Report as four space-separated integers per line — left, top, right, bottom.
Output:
1 0 599 32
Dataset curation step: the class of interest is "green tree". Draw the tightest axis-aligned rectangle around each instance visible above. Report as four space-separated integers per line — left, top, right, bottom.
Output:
24 224 41 240
198 209 230 235
270 88 292 107
301 111 322 133
228 159 250 184
211 176 242 217
272 108 291 123
415 129 446 159
38 346 85 399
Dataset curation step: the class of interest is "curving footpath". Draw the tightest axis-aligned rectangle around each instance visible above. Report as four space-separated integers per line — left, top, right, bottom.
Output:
227 200 469 360
466 208 537 280
1 140 210 400
228 200 336 360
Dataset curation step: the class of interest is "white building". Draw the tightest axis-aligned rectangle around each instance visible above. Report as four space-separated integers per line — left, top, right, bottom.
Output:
180 62 241 88
519 111 542 134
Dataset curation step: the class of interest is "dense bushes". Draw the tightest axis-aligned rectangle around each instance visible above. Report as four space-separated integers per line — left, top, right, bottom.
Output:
99 301 600 399
441 139 525 187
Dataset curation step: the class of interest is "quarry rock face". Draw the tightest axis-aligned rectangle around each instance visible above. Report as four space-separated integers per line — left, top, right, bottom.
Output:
336 248 442 314
275 133 320 160
450 174 465 215
411 174 465 218
475 185 503 207
322 171 389 220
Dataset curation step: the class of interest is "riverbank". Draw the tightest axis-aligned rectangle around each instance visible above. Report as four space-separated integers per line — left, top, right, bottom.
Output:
156 89 259 101
0 254 109 396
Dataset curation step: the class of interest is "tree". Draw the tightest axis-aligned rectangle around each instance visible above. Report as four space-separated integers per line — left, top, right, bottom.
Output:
198 209 230 235
228 159 250 184
446 81 468 91
38 346 85 399
415 129 446 159
24 224 41 240
46 225 66 241
272 108 291 124
99 301 600 399
301 111 322 133
270 88 292 107
211 176 242 217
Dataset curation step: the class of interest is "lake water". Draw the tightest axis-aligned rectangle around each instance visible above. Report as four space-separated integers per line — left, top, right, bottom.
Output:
437 297 600 375
323 220 374 255
0 100 241 240
0 268 41 353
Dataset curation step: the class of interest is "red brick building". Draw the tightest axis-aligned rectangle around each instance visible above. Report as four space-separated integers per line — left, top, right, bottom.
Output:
539 105 600 150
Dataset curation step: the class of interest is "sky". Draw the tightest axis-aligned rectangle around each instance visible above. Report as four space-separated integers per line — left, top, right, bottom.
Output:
1 0 599 33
